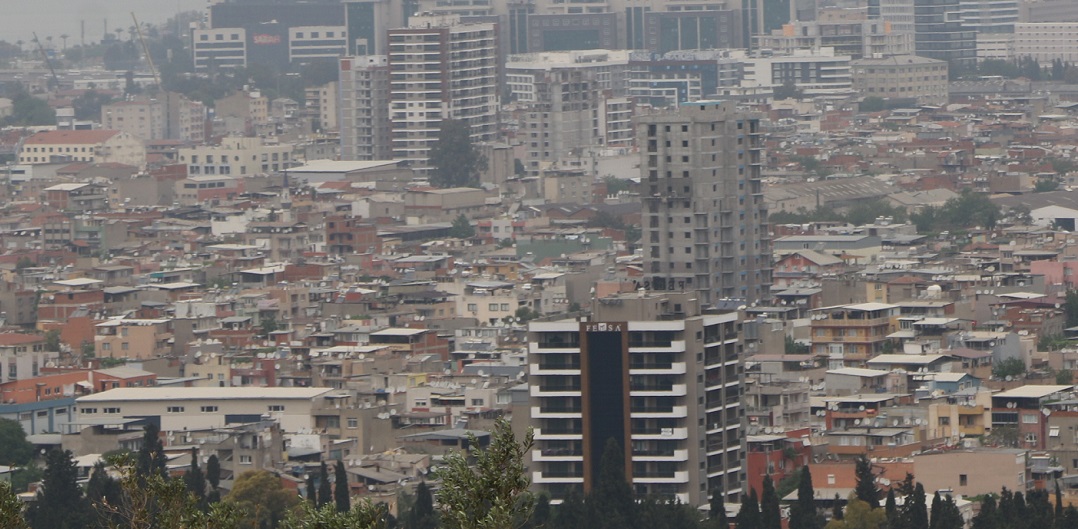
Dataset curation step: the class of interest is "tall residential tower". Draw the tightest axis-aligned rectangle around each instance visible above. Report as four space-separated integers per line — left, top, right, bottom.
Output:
527 292 744 506
638 101 772 306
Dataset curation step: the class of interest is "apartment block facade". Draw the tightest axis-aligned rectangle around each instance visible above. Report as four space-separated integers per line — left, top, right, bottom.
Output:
638 101 771 306
527 292 744 506
387 15 498 171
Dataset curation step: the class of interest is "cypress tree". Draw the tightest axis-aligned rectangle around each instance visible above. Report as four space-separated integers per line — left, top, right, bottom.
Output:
306 474 317 505
588 439 635 529
736 488 762 529
1056 482 1065 528
710 488 729 529
790 466 819 529
136 422 168 480
183 447 206 503
854 455 880 509
936 495 965 529
206 453 221 504
903 483 928 529
554 488 587 529
530 492 551 529
761 475 781 529
27 449 89 529
929 491 943 529
318 461 332 507
86 460 122 527
886 489 899 529
334 460 350 512
833 494 844 521
972 494 999 529
411 481 438 529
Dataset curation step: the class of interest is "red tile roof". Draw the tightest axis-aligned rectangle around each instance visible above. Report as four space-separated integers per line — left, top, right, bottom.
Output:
0 333 45 346
24 130 121 145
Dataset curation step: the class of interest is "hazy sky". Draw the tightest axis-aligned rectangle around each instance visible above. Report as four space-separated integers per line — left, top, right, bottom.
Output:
1 0 207 47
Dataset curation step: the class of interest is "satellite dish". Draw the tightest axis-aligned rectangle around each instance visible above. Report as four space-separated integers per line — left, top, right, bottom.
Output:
274 364 281 370
389 409 398 416
859 405 866 411
1043 408 1052 417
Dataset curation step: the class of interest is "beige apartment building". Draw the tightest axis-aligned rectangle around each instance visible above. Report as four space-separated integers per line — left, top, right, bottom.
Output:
75 387 338 432
18 130 146 167
94 319 173 360
850 55 949 105
178 137 294 177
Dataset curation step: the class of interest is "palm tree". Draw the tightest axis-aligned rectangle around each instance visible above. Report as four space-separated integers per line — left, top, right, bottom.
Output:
60 34 69 49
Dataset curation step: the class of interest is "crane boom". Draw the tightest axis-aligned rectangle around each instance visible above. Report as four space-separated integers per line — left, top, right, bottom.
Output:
32 32 60 89
131 13 161 90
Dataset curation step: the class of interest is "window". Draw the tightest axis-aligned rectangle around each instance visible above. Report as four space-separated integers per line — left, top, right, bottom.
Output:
240 455 252 464
471 399 484 406
104 407 121 414
201 405 218 413
268 405 285 412
167 406 185 413
1022 414 1039 424
80 408 97 414
489 303 498 311
347 418 358 429
959 474 967 486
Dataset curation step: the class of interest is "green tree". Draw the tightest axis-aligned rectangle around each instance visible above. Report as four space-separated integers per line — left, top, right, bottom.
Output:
993 357 1026 380
885 489 898 529
588 439 635 529
528 493 550 529
2 90 56 126
98 456 241 529
86 460 123 528
429 119 487 188
0 418 34 467
602 176 631 196
449 214 475 239
761 475 781 529
184 447 206 504
785 336 810 355
44 329 61 352
709 488 729 529
307 475 317 505
736 488 762 529
790 466 820 529
72 90 113 121
136 422 167 480
825 497 885 529
226 470 301 529
260 315 280 337
553 488 586 529
1065 290 1078 328
207 454 222 504
853 456 879 509
27 449 89 529
283 500 390 529
334 460 350 513
903 483 928 529
1035 179 1060 193
972 494 999 529
318 462 332 508
0 481 28 529
775 79 803 100
436 418 534 529
409 482 438 529
859 97 885 112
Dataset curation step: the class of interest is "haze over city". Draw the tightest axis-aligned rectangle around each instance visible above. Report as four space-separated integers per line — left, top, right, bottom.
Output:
2 0 1078 528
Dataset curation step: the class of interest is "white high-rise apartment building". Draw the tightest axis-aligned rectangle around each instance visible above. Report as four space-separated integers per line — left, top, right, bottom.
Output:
387 15 498 171
339 56 391 160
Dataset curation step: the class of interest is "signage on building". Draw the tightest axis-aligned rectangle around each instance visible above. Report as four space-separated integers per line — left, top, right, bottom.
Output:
582 322 625 333
253 34 281 45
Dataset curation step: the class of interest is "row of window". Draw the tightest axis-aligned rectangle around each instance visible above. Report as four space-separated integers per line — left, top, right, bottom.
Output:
466 303 511 312
79 402 286 415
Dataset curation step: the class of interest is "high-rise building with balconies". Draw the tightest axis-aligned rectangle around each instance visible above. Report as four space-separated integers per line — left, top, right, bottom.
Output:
637 101 772 306
526 292 744 506
386 14 499 172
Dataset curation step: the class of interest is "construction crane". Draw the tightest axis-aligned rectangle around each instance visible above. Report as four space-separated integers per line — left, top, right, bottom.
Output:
32 32 60 90
131 12 161 90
